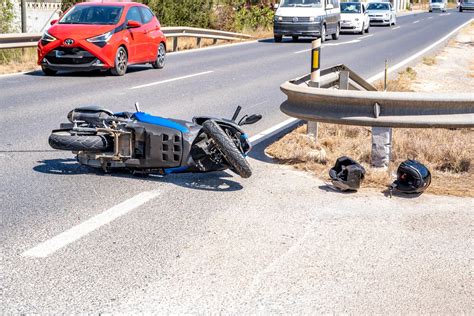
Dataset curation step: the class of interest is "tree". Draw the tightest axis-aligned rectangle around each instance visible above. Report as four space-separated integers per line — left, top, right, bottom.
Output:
0 0 15 34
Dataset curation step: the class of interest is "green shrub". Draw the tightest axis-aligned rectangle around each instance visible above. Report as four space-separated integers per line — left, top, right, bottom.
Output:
1 0 15 34
146 0 214 28
234 5 274 32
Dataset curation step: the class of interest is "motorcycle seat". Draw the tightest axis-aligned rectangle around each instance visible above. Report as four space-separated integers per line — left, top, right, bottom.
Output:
133 112 189 133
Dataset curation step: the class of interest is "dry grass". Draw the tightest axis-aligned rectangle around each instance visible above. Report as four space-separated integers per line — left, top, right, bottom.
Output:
266 124 474 197
373 67 417 92
422 56 437 66
0 48 39 74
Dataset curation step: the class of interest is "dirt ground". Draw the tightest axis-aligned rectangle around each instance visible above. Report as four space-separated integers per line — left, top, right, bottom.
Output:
266 22 474 197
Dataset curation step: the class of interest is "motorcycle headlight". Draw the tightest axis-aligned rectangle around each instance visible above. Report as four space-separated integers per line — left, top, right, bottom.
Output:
87 31 113 44
41 30 56 44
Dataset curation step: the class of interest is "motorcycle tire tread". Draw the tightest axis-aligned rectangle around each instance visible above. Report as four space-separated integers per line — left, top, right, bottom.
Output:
49 130 113 152
202 120 252 178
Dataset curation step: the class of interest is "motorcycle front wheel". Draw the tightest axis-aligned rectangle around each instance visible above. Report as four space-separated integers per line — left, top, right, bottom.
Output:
202 120 252 178
49 130 113 152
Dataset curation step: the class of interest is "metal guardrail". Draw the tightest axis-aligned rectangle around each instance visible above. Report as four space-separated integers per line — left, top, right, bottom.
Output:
280 64 474 128
0 27 253 51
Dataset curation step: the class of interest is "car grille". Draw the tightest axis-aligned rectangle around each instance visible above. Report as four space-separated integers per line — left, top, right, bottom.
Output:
45 47 97 65
280 16 312 23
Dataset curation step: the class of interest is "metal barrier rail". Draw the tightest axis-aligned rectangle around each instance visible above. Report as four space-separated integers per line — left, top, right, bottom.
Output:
0 26 253 50
280 65 474 129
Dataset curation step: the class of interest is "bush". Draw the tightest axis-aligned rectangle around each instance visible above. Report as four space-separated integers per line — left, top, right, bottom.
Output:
1 0 15 34
146 0 214 28
234 5 274 32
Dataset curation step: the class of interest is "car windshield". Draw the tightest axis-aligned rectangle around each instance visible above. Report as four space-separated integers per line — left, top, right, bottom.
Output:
464 0 473 3
59 5 123 25
367 3 390 10
280 0 322 8
341 3 361 13
431 0 442 3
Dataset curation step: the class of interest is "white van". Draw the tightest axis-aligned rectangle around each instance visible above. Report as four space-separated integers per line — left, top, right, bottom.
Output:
273 0 341 42
429 0 447 11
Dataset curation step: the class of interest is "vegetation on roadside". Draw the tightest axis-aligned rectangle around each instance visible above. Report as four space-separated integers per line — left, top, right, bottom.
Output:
0 0 15 34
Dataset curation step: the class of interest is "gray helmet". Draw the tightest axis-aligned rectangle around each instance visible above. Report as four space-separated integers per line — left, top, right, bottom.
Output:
392 160 431 194
329 156 366 191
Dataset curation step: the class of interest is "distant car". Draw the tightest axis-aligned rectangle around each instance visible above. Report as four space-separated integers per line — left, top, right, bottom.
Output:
459 0 474 11
429 0 447 12
273 0 341 43
367 2 396 26
37 2 166 76
340 2 370 34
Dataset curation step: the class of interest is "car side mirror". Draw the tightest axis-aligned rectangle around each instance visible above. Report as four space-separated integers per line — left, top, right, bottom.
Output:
326 3 334 9
50 19 58 25
127 20 142 28
239 114 262 126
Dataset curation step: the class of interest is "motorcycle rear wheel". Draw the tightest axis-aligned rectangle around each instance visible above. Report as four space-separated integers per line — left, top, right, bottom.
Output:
202 120 252 178
49 130 113 152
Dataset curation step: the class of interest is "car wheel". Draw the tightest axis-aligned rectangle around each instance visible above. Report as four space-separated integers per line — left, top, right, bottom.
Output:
320 24 326 43
110 46 127 76
365 23 370 33
292 35 299 42
359 23 365 35
274 35 283 42
41 66 57 76
332 23 340 40
151 42 166 69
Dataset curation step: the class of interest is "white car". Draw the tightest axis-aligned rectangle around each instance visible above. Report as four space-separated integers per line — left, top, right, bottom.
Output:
429 0 447 12
367 2 396 26
340 2 370 34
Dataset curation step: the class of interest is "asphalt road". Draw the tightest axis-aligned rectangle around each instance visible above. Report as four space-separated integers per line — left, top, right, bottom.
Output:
1 10 473 313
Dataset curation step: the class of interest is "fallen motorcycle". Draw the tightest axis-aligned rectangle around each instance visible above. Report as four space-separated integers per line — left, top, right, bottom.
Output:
49 104 261 178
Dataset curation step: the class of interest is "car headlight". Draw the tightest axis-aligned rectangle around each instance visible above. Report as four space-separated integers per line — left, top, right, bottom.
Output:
275 15 283 22
384 12 390 17
87 31 113 43
309 16 322 22
41 30 56 43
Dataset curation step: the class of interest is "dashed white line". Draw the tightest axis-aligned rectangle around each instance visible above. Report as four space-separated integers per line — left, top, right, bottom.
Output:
392 26 401 30
357 34 373 40
428 16 434 19
130 71 214 89
413 20 420 24
294 39 361 53
21 190 161 258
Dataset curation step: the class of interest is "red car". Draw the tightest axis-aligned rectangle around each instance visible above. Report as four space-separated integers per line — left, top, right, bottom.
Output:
37 1 166 76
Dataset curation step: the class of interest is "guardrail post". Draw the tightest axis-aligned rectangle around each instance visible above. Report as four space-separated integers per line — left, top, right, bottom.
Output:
172 37 178 52
196 37 201 48
212 38 217 45
371 127 392 169
339 70 350 90
307 38 322 139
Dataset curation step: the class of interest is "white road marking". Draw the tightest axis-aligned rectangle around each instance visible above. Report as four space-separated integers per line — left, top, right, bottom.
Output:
294 39 361 54
130 71 214 89
249 118 299 144
357 34 373 40
367 18 473 83
428 16 434 19
392 26 401 30
413 20 420 24
21 190 161 258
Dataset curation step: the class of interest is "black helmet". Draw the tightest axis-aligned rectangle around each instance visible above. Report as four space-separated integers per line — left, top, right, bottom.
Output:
392 160 431 194
329 156 366 191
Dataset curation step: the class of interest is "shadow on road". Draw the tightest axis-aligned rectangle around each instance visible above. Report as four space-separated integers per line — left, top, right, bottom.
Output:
33 158 243 192
25 65 153 77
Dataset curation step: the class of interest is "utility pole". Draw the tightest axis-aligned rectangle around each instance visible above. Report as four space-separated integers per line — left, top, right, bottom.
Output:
21 0 27 33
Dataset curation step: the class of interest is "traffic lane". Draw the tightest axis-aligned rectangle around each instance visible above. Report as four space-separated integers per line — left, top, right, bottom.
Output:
5 158 472 313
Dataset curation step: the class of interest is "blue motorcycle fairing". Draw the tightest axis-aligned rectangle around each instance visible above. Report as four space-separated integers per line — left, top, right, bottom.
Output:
133 112 189 133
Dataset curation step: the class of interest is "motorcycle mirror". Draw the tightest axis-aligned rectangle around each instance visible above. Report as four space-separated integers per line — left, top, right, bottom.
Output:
240 114 262 126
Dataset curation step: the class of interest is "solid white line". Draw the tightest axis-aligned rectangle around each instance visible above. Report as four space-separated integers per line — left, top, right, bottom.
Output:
249 118 299 143
413 20 420 24
294 39 361 54
357 34 373 40
21 191 161 258
392 26 401 30
130 71 214 89
367 18 473 83
294 48 311 54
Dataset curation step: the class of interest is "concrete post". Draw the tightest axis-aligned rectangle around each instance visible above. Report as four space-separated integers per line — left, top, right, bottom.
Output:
172 37 178 52
21 0 27 33
307 38 322 139
371 127 392 168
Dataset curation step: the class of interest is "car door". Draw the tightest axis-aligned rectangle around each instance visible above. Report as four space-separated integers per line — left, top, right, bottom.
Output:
139 6 157 62
363 4 369 29
125 6 146 63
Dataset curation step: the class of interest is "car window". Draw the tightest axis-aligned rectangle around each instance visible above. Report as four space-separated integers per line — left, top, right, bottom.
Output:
341 3 361 13
126 6 143 23
139 7 154 24
59 5 123 25
331 0 339 8
367 3 389 10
